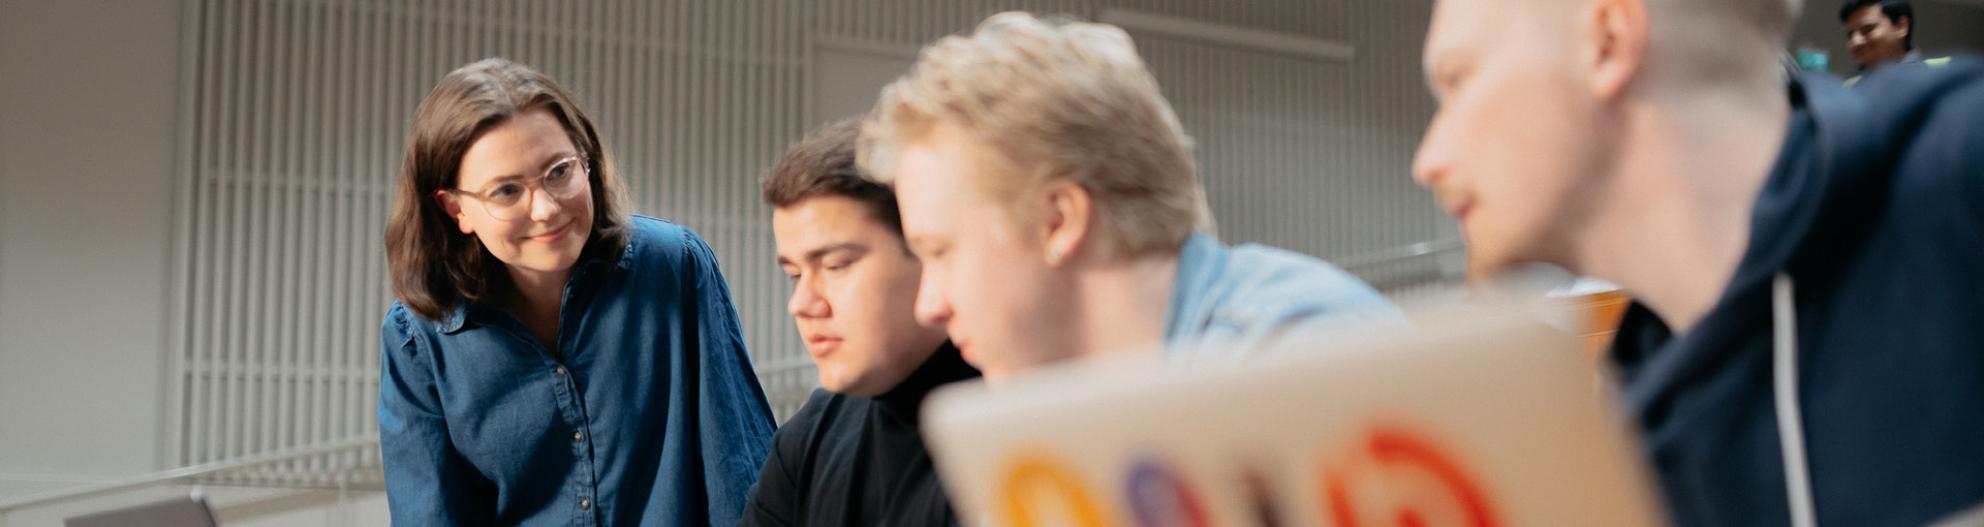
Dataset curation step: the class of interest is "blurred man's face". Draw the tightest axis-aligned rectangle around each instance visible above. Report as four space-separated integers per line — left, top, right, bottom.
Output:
1844 5 1910 69
1413 0 1610 278
775 195 947 398
891 124 1075 380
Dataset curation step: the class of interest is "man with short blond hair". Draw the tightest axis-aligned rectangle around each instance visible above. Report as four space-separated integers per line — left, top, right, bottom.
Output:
1414 0 1984 523
860 12 1398 379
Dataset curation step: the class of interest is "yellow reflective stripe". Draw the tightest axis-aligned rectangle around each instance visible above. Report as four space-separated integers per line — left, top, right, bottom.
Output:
1926 57 1952 68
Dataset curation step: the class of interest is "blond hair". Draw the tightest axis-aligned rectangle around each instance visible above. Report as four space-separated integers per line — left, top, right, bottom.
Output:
858 11 1207 257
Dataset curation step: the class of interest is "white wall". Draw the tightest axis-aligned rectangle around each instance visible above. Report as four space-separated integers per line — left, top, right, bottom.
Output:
0 0 181 488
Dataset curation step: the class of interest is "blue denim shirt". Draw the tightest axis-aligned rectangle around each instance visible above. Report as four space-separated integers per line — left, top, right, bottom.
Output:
378 216 775 526
1163 234 1402 360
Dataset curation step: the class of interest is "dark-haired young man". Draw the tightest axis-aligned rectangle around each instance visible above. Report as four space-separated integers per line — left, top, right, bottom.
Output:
739 119 977 526
1840 0 1922 72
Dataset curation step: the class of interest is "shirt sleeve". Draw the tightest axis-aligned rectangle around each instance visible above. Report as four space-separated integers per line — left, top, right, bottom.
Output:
739 388 834 527
680 229 778 527
377 305 494 525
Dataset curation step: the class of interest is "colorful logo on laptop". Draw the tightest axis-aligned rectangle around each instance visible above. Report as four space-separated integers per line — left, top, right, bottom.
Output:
993 424 1497 526
1323 426 1497 527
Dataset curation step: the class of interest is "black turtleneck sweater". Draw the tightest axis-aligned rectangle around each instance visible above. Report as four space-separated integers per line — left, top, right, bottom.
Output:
739 343 980 527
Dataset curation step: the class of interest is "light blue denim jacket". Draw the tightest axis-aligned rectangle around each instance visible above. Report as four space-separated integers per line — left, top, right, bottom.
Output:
1162 234 1402 360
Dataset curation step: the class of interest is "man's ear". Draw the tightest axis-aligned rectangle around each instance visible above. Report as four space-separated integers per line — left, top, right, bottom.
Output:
435 191 474 234
1039 179 1093 267
1896 15 1911 42
1585 0 1648 101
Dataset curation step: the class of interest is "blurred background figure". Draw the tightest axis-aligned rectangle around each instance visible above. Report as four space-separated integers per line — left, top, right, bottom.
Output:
1840 0 1919 71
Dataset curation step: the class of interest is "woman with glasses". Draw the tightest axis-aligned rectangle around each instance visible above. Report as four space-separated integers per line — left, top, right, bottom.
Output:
379 58 774 525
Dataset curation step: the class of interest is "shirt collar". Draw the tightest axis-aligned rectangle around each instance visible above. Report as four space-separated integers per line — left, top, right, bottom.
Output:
440 304 472 333
437 232 639 334
1162 233 1227 346
873 342 977 423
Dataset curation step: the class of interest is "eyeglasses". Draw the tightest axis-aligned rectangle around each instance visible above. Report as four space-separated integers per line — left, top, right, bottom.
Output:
449 155 590 221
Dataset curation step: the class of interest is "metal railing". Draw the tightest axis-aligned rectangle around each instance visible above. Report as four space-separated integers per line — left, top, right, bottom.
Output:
1332 238 1467 299
1332 238 1465 273
0 436 379 520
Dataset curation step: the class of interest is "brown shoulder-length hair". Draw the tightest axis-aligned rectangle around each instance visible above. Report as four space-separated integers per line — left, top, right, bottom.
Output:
385 58 632 321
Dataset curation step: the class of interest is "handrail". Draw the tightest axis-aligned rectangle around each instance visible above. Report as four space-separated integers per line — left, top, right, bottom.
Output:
1332 238 1465 272
0 436 378 514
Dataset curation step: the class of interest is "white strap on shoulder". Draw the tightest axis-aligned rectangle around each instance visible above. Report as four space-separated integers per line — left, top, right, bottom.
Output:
1774 274 1817 527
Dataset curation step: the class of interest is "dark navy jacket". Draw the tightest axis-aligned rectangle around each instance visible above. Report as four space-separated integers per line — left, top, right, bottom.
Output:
1612 58 1984 526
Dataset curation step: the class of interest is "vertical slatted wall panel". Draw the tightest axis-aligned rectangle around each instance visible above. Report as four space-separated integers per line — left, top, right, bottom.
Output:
171 0 1450 482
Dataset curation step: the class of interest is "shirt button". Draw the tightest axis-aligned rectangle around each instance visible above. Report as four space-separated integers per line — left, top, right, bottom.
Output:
580 498 590 510
553 366 566 376
574 431 584 442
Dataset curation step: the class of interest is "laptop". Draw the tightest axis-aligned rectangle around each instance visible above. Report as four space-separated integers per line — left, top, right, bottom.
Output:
65 495 217 527
920 307 1667 526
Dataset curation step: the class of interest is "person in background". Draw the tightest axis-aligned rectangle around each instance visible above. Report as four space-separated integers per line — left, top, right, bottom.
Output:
1838 0 1955 87
1840 0 1919 72
1413 0 1984 522
378 58 774 526
741 119 978 526
857 12 1400 380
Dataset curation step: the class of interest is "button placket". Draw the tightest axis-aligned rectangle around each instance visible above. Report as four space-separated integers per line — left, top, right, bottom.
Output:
552 362 602 525
544 361 595 523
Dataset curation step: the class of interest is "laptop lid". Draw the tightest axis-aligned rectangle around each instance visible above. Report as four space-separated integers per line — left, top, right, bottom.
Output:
921 309 1666 526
